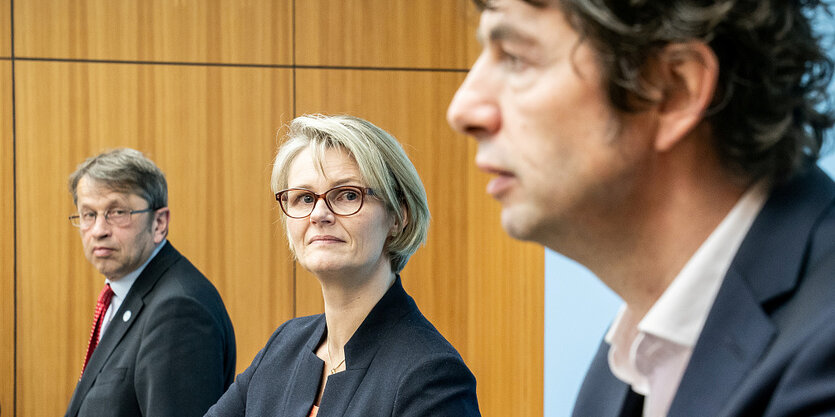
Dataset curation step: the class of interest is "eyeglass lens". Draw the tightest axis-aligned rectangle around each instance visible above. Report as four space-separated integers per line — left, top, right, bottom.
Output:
71 208 140 228
281 187 364 217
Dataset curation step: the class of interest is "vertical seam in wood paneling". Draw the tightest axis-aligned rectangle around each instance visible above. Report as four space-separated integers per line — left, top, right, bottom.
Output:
291 0 297 318
10 0 17 414
291 0 297 118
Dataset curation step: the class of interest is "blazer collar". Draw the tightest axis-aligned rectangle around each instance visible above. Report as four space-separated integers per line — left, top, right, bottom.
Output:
731 167 835 303
342 276 416 367
573 341 642 417
285 276 417 416
669 166 835 416
67 242 181 416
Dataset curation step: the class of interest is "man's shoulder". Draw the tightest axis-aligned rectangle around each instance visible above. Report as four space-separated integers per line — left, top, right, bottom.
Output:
138 244 229 315
149 244 213 290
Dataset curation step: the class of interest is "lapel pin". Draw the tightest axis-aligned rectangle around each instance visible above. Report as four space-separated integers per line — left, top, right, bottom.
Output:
122 310 132 322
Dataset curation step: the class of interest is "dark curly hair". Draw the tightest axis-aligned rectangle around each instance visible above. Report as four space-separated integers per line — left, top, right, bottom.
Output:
474 0 834 183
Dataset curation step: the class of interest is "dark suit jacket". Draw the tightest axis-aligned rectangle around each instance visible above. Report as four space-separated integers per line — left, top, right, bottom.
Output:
573 166 835 416
206 277 480 417
66 242 237 417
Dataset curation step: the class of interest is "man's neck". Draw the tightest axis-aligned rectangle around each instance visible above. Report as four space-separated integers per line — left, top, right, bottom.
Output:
556 153 750 319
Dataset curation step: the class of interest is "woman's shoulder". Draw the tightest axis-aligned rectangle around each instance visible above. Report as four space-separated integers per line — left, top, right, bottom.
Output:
383 309 465 362
372 281 464 358
279 313 324 331
363 311 479 414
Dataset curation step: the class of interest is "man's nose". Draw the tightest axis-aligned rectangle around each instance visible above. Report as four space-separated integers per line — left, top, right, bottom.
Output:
447 55 501 138
88 213 112 237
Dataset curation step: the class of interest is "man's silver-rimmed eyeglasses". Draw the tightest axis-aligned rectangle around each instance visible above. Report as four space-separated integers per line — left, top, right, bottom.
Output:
69 208 155 229
275 186 375 219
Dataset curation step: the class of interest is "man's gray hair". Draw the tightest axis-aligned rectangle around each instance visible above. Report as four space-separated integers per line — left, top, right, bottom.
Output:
69 148 168 209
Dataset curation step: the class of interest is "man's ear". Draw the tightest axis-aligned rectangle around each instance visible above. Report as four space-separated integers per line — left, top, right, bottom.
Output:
649 42 718 152
153 207 170 243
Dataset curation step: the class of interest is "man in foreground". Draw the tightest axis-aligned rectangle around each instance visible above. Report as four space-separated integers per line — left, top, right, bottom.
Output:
448 0 835 415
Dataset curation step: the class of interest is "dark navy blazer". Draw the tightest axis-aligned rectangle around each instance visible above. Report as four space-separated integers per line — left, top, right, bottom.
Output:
206 277 480 417
66 242 237 417
573 166 835 416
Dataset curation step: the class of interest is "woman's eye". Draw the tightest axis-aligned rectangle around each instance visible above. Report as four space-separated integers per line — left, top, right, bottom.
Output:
332 189 360 202
291 193 314 205
342 191 359 201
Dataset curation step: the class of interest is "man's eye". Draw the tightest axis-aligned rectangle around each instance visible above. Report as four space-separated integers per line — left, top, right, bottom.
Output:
501 50 527 71
81 211 97 220
110 209 129 216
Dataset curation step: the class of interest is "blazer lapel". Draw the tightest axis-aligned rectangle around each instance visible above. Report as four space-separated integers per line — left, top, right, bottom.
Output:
667 270 775 417
317 368 369 416
669 166 835 416
274 315 377 417
65 242 178 417
280 318 327 416
67 296 148 414
573 341 637 417
316 278 415 416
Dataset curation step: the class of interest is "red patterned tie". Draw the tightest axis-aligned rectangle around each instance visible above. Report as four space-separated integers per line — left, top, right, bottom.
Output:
81 284 115 376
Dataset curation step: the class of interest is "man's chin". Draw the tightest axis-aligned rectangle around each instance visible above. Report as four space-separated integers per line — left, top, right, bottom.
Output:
91 261 115 278
500 207 539 243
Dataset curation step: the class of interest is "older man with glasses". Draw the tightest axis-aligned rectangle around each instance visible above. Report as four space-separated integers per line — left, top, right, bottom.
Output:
64 148 236 417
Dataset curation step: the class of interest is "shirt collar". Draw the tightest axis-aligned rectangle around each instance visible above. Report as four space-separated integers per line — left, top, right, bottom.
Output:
605 180 769 388
638 181 769 347
105 240 167 300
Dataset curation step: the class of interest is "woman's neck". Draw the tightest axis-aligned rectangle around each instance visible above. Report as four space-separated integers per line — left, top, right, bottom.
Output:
319 259 396 361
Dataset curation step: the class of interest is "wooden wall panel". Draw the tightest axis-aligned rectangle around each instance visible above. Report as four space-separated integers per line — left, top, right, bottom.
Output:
466 167 545 416
295 68 544 416
295 0 480 69
8 1 545 415
1 61 14 417
14 0 293 64
14 61 295 415
1 0 9 57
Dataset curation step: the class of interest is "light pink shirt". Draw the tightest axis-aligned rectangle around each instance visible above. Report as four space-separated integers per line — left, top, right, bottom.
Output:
606 183 768 417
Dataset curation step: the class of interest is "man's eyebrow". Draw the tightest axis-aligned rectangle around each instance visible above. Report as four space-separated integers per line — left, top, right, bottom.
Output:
477 24 536 46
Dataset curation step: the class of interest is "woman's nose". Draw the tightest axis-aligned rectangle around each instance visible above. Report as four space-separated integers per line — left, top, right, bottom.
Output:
308 197 334 224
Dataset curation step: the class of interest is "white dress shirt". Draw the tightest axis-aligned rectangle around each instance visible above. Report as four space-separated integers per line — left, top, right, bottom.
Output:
99 240 166 340
606 183 768 417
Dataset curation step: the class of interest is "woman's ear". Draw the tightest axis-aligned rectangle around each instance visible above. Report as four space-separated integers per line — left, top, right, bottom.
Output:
390 205 409 237
648 42 719 152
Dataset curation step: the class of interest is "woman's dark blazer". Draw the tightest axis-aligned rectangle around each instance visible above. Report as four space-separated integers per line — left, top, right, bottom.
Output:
206 277 481 417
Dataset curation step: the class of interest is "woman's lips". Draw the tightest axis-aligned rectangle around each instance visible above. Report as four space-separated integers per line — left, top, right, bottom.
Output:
308 235 345 245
